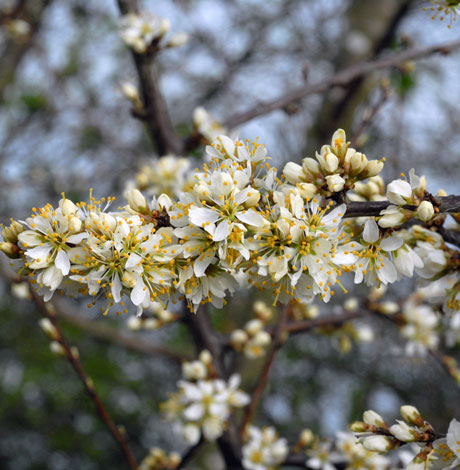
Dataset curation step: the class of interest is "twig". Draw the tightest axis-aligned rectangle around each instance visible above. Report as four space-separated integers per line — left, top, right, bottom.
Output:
116 0 182 155
224 39 460 128
350 82 390 148
53 299 189 363
240 305 290 435
29 284 138 470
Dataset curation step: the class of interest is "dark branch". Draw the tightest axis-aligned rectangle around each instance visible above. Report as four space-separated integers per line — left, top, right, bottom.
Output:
224 39 460 128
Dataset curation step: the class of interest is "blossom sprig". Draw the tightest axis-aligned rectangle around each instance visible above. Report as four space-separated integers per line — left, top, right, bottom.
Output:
351 406 460 470
119 11 188 54
282 129 385 198
378 169 438 228
161 374 249 445
242 426 289 470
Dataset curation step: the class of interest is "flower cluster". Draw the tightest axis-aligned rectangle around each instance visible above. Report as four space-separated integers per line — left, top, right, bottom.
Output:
352 406 460 470
119 11 188 54
139 447 180 470
3 131 455 316
283 129 384 198
161 373 249 444
242 426 289 470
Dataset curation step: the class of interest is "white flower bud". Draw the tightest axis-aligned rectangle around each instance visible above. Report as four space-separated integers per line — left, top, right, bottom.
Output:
127 189 149 214
299 429 314 446
68 216 82 233
416 201 434 222
127 316 142 330
244 339 265 358
245 319 264 336
230 329 248 350
378 301 399 315
50 341 66 357
60 198 78 216
11 282 31 300
400 405 423 426
182 361 207 380
166 32 189 47
199 350 212 365
253 301 273 322
363 410 385 427
144 318 160 329
356 326 374 342
326 174 345 192
378 206 406 228
122 82 139 103
244 189 261 208
362 160 384 178
0 241 19 258
183 424 200 445
2 221 25 243
349 152 368 175
317 149 339 174
305 305 319 319
297 183 318 199
160 18 171 36
344 297 358 312
193 107 208 127
331 128 348 159
386 180 412 205
253 331 271 347
283 162 304 184
39 318 59 340
302 158 321 177
390 421 418 442
362 435 394 453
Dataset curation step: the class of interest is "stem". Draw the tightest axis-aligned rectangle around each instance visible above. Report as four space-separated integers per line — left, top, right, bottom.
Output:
29 284 138 470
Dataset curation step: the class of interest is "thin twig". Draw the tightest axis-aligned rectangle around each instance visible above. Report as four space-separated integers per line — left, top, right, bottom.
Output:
240 305 291 435
29 284 138 470
224 39 460 128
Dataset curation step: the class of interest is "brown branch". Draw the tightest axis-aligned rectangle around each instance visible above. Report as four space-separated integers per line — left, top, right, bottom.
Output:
116 0 182 155
224 39 460 128
29 284 138 470
282 310 366 337
240 305 290 435
344 195 460 218
53 299 188 363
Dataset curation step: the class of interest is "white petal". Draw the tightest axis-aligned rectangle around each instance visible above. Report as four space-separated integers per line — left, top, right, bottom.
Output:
125 252 143 270
55 250 70 275
183 403 205 421
380 235 403 252
189 207 219 226
130 278 146 306
236 209 265 227
26 245 52 260
112 272 122 303
363 220 379 244
213 220 231 241
67 232 88 244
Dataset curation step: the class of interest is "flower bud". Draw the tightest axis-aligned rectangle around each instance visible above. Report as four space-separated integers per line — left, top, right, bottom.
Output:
254 301 273 322
331 129 348 160
68 216 82 233
317 149 339 174
400 405 423 426
39 318 59 340
127 189 149 214
326 174 345 192
350 421 368 432
60 198 78 216
183 360 207 380
355 326 374 342
344 297 358 312
245 319 264 336
193 107 208 127
244 189 261 208
199 349 212 366
2 221 25 243
160 18 170 36
416 201 434 222
0 241 20 258
299 429 314 446
283 162 304 184
302 158 321 178
230 329 248 350
363 410 385 427
253 331 271 347
349 152 368 175
297 183 318 199
50 341 66 357
378 206 406 228
362 435 395 453
378 301 399 315
166 32 189 48
122 82 140 103
437 189 447 197
386 180 412 205
390 421 418 442
362 160 384 178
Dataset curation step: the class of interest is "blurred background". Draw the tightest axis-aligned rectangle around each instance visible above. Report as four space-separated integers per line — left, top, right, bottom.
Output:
1 0 460 468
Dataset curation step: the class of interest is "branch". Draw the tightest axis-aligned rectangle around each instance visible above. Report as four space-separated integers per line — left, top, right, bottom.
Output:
53 299 188 363
115 0 183 155
240 305 290 434
29 285 138 470
344 195 460 218
224 39 460 128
